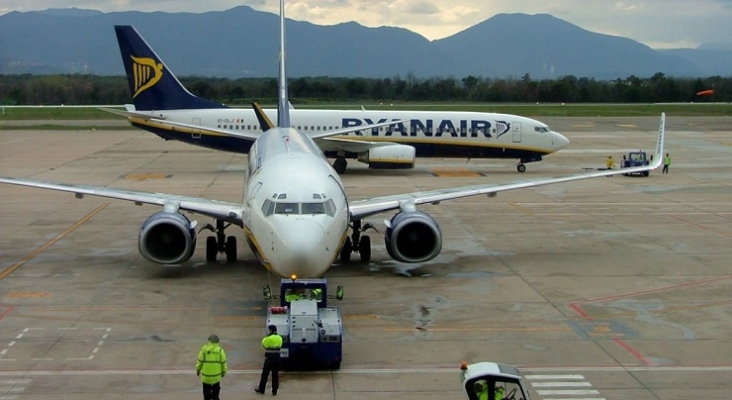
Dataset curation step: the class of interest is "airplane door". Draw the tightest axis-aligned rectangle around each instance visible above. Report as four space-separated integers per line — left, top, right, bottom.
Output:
192 118 201 140
512 122 522 143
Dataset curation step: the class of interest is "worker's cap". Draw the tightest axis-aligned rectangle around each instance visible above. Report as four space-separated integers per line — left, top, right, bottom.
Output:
268 325 277 332
208 334 220 343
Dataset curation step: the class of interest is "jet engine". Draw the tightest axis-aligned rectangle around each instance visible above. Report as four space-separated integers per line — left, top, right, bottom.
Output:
384 210 442 263
358 144 415 169
138 211 197 264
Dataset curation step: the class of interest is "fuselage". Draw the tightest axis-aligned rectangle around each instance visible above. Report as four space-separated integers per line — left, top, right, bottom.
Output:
242 127 349 278
129 108 569 159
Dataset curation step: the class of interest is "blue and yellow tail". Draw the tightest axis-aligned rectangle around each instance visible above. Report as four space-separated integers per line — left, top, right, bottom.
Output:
114 25 226 111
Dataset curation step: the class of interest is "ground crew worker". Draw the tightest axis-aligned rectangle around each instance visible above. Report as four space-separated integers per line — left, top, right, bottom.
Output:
256 325 283 395
495 385 505 400
663 153 671 174
196 334 227 400
605 155 614 169
473 380 488 400
311 287 322 300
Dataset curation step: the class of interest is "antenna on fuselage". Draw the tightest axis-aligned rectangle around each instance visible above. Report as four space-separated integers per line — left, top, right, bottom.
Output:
277 0 291 128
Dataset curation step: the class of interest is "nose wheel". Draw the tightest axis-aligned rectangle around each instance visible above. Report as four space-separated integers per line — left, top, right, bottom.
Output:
516 163 526 173
339 220 376 263
200 219 237 262
332 157 347 174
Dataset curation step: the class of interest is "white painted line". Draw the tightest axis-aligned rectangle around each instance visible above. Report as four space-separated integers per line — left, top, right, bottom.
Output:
0 396 20 400
0 380 30 384
31 358 54 361
537 390 600 395
532 382 593 387
526 374 585 380
97 341 104 346
0 359 16 362
0 388 24 393
66 358 90 361
14 335 22 340
92 348 99 354
57 328 76 330
7 342 15 347
0 350 7 355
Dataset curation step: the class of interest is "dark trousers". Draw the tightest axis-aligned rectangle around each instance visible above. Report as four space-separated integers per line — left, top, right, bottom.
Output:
202 381 221 400
257 354 280 393
663 164 669 174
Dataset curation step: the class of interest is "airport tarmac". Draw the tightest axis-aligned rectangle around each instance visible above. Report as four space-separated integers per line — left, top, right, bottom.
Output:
1 116 731 399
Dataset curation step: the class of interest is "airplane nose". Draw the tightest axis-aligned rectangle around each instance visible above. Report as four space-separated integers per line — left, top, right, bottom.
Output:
270 219 335 278
553 131 570 150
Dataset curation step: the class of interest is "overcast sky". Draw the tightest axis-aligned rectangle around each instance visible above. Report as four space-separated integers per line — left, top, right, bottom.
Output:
2 0 730 49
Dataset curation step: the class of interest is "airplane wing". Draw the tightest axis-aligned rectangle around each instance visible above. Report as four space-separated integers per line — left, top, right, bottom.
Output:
349 113 666 220
0 176 245 227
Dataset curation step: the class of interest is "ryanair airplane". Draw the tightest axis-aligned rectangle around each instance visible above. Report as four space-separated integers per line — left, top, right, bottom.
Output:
106 25 569 173
0 1 664 278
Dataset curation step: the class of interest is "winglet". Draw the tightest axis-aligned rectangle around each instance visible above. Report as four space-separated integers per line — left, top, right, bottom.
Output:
252 102 275 132
650 112 665 169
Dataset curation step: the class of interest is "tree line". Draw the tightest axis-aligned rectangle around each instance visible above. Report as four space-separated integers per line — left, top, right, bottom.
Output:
0 73 727 106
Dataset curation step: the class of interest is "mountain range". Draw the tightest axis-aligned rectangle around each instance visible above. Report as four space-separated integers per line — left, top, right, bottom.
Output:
0 6 730 79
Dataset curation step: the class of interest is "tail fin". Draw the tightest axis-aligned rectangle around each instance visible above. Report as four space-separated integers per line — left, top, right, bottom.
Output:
276 0 291 128
114 25 226 111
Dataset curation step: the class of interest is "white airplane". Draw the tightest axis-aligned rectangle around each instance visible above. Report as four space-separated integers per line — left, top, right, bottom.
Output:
106 25 569 174
0 1 665 278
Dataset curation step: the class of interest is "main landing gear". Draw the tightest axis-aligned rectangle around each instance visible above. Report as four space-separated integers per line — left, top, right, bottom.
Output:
200 219 237 262
332 156 347 174
339 220 376 263
516 162 526 173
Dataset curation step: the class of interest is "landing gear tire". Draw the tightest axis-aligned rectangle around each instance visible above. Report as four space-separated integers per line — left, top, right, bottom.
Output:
332 157 347 174
206 236 217 262
517 163 526 173
359 236 371 262
339 237 352 263
225 236 237 262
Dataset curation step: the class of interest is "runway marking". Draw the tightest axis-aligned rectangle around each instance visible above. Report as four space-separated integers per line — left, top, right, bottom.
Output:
122 173 173 180
4 292 50 298
527 373 604 399
430 167 483 177
613 338 654 366
0 203 109 280
509 202 534 215
669 214 732 239
382 326 569 333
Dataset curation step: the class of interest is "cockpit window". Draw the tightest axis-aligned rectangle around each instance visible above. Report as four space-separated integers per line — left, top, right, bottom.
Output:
302 202 325 214
275 202 298 214
262 199 336 217
534 126 550 133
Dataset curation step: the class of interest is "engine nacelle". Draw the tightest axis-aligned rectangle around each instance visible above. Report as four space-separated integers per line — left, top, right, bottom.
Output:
384 210 442 263
138 211 197 264
358 144 415 169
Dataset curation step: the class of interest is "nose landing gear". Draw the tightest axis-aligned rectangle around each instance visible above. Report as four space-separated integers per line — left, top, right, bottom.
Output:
339 220 377 263
200 219 237 262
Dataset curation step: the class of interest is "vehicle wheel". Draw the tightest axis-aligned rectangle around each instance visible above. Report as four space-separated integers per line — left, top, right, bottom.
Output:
643 171 649 177
340 237 352 263
333 157 347 174
330 361 341 370
517 164 526 173
359 236 371 262
225 236 237 262
206 236 217 262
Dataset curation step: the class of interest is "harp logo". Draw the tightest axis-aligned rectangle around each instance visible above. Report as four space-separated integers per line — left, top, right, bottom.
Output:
130 56 163 98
